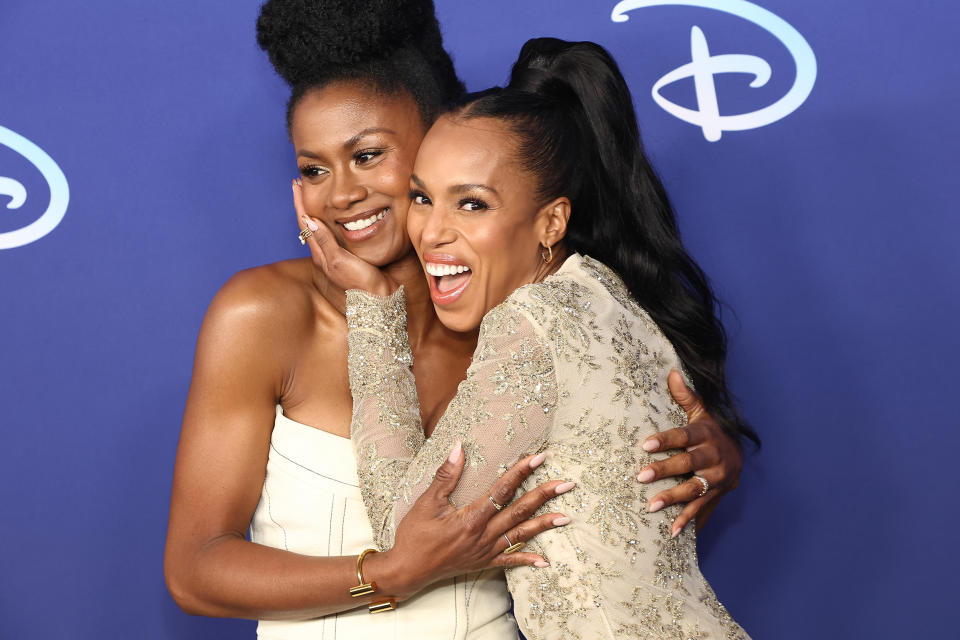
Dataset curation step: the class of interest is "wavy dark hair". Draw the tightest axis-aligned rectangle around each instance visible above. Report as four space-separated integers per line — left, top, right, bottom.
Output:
454 38 758 447
256 0 464 131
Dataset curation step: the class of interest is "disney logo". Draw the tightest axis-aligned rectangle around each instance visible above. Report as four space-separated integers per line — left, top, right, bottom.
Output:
612 0 817 141
0 125 69 249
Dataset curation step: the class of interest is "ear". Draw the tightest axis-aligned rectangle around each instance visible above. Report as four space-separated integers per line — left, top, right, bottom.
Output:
538 196 571 248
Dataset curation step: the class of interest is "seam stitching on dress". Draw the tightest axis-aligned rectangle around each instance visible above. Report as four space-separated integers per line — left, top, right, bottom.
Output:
263 484 288 551
270 442 360 488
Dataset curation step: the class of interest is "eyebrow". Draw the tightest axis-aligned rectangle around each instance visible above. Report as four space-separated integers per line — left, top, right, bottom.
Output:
344 127 396 149
450 183 500 197
409 174 500 197
297 127 397 160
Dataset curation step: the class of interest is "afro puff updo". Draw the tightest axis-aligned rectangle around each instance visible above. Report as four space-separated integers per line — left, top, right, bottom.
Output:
256 0 465 132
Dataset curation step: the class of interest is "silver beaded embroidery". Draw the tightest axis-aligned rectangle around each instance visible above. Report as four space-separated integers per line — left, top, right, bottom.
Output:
345 256 750 639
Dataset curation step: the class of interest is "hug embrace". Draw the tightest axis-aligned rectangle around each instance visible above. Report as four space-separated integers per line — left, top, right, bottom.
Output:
165 1 758 638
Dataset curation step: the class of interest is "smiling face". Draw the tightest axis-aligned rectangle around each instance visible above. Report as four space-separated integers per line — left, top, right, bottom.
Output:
290 81 427 266
407 115 569 332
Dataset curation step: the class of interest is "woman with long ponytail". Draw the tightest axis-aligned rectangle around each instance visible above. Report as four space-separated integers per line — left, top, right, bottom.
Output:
506 38 758 447
310 37 754 638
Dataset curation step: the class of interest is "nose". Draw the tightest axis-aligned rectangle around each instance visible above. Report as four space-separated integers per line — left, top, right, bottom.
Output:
327 170 367 210
415 204 456 249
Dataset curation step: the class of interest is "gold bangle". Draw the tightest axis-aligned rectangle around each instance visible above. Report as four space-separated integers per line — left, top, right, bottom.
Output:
368 598 396 613
349 548 378 597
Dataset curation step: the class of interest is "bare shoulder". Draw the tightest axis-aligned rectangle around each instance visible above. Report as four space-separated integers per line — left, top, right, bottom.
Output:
210 259 315 323
196 259 321 369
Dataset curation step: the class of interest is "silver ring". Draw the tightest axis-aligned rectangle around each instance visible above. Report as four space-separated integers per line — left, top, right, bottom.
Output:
489 495 505 511
502 533 524 554
693 474 709 497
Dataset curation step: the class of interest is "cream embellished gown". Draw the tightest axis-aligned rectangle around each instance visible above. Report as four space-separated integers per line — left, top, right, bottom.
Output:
249 408 518 639
346 254 750 640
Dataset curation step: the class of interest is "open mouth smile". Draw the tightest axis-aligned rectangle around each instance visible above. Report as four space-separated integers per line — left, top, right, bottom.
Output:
424 257 472 306
337 207 389 240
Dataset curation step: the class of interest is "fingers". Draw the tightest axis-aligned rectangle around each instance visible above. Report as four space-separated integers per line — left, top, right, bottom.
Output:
636 445 718 484
291 177 307 217
667 369 704 418
489 551 549 569
502 513 571 551
488 512 570 569
642 421 712 453
488 480 576 534
646 468 718 513
293 180 340 268
421 442 465 507
490 479 575 533
484 452 547 513
668 492 715 538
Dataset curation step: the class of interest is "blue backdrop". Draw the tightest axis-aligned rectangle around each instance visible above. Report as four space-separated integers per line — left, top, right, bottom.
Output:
1 1 956 637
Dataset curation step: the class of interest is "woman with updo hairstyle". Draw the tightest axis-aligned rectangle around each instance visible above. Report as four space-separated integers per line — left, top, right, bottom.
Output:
306 38 755 638
164 0 747 636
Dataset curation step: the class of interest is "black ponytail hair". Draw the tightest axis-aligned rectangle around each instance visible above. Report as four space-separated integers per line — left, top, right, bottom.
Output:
456 38 758 447
256 0 464 132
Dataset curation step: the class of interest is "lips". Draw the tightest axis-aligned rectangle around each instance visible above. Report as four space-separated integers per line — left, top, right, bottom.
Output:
423 254 472 306
336 207 390 241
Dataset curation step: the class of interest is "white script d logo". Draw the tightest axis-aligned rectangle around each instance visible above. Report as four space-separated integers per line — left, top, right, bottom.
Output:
612 0 817 141
0 125 69 249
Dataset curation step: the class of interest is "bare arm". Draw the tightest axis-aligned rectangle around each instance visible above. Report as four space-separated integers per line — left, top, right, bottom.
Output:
164 271 393 619
164 271 565 618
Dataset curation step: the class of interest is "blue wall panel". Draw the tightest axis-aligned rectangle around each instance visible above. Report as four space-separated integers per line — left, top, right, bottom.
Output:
1 1 955 637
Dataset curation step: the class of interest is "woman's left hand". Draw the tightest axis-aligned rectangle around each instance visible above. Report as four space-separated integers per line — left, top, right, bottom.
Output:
293 179 396 297
637 370 743 537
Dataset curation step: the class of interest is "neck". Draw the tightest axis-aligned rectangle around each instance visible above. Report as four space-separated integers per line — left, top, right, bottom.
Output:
533 244 569 283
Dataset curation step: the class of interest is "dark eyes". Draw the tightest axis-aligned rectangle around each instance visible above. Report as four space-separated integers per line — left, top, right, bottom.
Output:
355 149 384 165
458 198 488 212
298 149 383 178
299 164 328 178
408 191 489 212
410 190 431 206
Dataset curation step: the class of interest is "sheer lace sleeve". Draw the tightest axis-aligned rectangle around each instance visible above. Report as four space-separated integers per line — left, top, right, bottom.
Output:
346 287 558 551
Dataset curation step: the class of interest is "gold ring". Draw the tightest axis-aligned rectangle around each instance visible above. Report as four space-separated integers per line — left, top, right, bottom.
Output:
298 228 313 245
692 475 709 497
502 533 525 554
489 495 506 511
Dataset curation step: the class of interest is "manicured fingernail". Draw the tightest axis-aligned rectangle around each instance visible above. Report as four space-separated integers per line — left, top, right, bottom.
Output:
555 481 576 495
447 441 462 463
671 526 682 538
306 218 319 231
552 516 571 526
529 453 547 469
642 439 659 452
637 468 654 483
649 500 664 513
533 560 550 568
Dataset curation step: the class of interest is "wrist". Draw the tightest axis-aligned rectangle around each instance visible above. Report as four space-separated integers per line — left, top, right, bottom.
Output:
362 549 418 603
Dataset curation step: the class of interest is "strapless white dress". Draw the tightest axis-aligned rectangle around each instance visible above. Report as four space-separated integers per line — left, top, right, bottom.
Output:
249 407 518 639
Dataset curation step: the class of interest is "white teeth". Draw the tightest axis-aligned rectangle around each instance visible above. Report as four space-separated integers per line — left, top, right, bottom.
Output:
343 209 387 231
425 263 471 277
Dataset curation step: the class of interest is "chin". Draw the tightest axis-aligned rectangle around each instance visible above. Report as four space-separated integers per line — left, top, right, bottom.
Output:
348 238 412 268
434 306 482 333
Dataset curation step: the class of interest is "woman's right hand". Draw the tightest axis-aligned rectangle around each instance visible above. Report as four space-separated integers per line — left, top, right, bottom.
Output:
369 443 573 601
293 179 397 297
